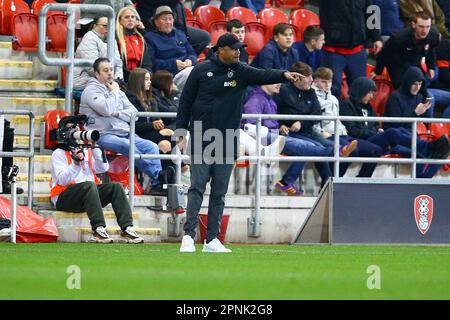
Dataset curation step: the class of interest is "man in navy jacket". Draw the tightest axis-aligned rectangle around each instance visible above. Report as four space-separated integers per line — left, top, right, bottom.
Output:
176 33 300 253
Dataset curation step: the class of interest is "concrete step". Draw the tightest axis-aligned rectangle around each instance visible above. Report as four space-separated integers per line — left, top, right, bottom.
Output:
9 115 43 136
39 210 142 228
0 42 30 61
0 60 32 79
14 155 52 174
0 79 57 92
58 226 161 243
16 173 51 194
13 135 40 150
0 96 65 115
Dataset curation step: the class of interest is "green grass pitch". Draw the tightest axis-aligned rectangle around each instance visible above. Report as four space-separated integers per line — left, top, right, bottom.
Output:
1 243 449 299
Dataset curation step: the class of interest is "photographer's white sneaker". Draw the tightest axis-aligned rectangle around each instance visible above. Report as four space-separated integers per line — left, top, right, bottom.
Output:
202 238 232 253
180 235 196 252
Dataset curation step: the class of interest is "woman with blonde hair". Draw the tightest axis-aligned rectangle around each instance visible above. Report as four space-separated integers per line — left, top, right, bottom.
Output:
116 7 152 81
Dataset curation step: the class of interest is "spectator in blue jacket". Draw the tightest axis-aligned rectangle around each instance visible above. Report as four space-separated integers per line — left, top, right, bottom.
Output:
293 25 325 72
144 6 197 76
373 0 405 39
251 23 299 70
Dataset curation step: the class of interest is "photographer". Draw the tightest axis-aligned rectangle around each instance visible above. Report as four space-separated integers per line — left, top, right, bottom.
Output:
1 118 23 195
50 116 144 243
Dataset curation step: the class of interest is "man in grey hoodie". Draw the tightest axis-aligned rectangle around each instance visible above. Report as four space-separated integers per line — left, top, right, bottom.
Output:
80 57 174 194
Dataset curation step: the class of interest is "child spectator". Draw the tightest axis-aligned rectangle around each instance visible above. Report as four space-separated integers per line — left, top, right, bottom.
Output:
293 25 325 72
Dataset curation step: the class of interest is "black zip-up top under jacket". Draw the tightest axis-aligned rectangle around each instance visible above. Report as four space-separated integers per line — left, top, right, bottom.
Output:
274 82 322 135
319 0 381 48
176 54 287 159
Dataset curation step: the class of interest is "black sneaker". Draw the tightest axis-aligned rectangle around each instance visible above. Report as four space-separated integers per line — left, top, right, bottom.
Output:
0 183 24 195
158 166 176 185
429 135 450 159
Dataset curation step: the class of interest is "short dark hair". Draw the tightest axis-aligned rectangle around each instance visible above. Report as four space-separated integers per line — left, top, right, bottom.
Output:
290 61 312 76
413 11 432 22
303 25 324 43
227 19 244 32
273 23 293 37
93 57 110 73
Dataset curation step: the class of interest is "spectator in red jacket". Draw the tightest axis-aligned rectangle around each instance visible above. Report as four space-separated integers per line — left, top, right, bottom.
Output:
116 6 152 81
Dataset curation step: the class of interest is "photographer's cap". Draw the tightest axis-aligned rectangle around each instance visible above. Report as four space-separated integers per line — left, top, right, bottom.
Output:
215 33 247 49
153 6 174 20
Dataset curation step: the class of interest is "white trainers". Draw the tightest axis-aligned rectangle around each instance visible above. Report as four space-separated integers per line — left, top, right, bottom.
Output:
180 235 196 252
202 238 232 253
262 135 285 165
119 226 144 244
89 226 114 243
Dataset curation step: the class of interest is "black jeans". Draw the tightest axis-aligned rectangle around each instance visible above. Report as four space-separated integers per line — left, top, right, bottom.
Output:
184 162 234 242
56 182 133 231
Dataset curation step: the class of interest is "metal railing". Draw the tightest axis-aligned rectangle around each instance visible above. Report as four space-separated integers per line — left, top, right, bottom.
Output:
0 110 35 243
127 112 450 236
38 3 116 114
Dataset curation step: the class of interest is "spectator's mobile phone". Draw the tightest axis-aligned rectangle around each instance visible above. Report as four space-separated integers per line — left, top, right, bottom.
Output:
426 97 434 103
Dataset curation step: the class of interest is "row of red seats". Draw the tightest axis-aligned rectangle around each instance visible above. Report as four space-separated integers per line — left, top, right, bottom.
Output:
0 0 79 36
187 5 319 44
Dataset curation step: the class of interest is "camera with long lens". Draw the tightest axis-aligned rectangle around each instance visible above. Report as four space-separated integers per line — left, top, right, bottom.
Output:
51 115 99 147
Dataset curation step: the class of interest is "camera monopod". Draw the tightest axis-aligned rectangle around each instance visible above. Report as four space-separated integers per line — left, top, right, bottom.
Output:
8 165 19 243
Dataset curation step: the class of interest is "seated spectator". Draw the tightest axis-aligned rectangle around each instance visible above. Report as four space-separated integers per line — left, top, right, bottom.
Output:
373 0 406 40
135 0 210 55
384 66 434 130
251 23 299 70
116 7 152 82
243 83 337 194
227 19 249 64
145 6 196 88
151 70 180 130
126 68 190 182
340 77 449 177
206 19 249 64
50 116 144 243
274 62 357 154
399 0 450 38
79 58 175 195
312 67 382 177
375 11 440 89
73 16 124 90
293 25 325 72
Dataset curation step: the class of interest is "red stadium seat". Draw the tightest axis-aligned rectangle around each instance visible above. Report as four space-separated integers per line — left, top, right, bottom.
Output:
209 21 228 46
366 64 375 77
184 6 194 20
46 14 67 52
290 9 320 41
372 78 393 116
11 13 38 51
194 5 226 30
245 22 266 60
226 6 257 24
43 110 70 150
0 0 30 35
275 0 305 9
32 0 64 16
429 123 447 140
68 0 80 3
258 8 289 43
186 18 204 30
417 122 435 142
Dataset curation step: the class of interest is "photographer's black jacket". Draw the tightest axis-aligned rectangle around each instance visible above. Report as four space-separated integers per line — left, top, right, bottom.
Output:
176 54 287 159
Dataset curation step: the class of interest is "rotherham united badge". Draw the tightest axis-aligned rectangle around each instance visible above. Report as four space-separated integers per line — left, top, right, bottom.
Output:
414 195 433 235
